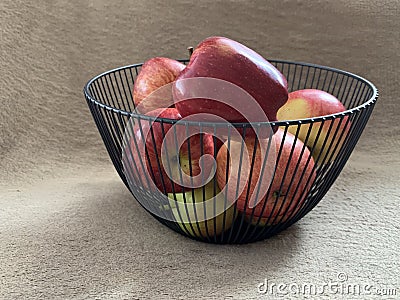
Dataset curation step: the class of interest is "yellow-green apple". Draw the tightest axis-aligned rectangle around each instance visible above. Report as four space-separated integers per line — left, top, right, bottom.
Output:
173 36 288 124
167 180 236 237
277 89 350 164
133 57 185 112
126 108 214 193
216 129 316 226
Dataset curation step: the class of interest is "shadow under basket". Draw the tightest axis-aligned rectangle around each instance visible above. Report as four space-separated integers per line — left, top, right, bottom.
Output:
83 59 378 244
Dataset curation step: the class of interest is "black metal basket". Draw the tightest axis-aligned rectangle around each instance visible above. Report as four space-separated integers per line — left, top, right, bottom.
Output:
83 59 378 244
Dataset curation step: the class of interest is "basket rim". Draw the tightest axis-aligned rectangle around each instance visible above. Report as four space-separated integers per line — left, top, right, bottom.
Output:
83 59 378 127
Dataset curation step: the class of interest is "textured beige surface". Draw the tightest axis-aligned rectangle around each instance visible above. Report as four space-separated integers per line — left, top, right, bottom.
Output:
1 0 399 299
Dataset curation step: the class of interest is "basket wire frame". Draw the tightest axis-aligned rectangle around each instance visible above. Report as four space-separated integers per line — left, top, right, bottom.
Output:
84 59 378 244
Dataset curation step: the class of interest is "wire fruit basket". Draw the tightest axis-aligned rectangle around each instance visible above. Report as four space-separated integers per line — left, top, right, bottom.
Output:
83 59 378 244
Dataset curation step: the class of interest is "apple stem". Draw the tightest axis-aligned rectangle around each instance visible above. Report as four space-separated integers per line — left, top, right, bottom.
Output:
187 46 194 57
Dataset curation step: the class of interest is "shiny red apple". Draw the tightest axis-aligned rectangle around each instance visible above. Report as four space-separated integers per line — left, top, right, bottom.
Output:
173 36 288 124
133 57 185 113
277 89 351 164
125 108 214 193
216 129 316 225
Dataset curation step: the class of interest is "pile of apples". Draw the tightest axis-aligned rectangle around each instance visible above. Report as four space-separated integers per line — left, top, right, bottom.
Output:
127 36 350 237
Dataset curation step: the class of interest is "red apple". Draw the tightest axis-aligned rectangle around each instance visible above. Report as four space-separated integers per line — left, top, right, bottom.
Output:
216 129 316 225
173 36 288 124
133 57 185 112
277 89 351 164
125 108 215 194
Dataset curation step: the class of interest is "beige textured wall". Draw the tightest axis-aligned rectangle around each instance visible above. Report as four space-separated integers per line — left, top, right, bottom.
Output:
1 0 398 185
